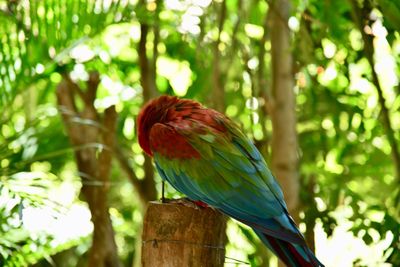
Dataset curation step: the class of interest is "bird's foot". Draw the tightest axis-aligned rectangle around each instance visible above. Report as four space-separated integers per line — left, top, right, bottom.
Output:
192 200 209 208
165 198 208 209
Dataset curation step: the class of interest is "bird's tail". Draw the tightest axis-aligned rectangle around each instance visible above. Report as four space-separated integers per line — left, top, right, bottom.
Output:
256 231 324 267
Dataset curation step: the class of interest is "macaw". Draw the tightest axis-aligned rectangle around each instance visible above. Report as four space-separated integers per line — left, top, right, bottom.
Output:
137 95 324 267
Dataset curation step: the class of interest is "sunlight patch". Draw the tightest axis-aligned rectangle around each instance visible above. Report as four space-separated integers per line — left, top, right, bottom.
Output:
157 56 192 96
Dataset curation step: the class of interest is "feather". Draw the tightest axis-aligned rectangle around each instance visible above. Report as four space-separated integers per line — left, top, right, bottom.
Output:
137 95 324 267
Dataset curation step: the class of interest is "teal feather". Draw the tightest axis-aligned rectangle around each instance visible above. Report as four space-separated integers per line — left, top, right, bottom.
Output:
153 119 304 243
142 97 324 266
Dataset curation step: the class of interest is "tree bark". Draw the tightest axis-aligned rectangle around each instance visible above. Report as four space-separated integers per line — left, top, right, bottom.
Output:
121 0 160 204
209 0 227 112
142 201 226 267
57 72 121 267
137 0 159 101
268 2 299 266
268 0 299 219
117 23 158 202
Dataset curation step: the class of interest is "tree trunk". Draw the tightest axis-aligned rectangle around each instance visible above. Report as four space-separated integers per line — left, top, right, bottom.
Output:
268 1 299 265
57 72 121 267
130 0 160 203
209 0 226 112
268 0 299 219
142 201 226 267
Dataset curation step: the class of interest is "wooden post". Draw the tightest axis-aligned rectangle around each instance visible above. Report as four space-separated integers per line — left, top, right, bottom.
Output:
141 201 226 267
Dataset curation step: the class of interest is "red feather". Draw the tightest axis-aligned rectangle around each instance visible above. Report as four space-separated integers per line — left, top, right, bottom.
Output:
137 95 226 158
149 123 200 159
137 96 324 267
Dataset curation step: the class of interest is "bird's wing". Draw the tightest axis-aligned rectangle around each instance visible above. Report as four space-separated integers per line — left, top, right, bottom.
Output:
150 118 305 245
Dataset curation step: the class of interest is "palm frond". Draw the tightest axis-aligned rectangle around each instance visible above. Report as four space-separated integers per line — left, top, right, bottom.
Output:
0 0 131 107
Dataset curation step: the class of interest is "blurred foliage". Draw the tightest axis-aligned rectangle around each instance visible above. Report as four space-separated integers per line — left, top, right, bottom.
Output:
0 0 399 266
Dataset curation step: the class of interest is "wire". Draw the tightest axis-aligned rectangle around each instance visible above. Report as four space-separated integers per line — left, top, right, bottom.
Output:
142 239 250 265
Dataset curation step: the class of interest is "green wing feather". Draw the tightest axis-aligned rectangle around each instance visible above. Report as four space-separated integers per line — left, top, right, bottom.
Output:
153 116 304 244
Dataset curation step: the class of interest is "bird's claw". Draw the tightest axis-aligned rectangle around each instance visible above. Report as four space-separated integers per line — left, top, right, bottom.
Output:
164 198 207 209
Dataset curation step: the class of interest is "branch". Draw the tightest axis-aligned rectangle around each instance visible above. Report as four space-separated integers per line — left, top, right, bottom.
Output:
225 0 243 73
258 8 270 99
209 0 227 112
151 0 162 84
136 1 159 203
216 0 227 43
86 71 100 104
114 145 140 188
349 0 400 183
57 79 81 144
137 0 158 101
266 0 291 32
114 144 157 204
98 106 117 185
61 73 86 105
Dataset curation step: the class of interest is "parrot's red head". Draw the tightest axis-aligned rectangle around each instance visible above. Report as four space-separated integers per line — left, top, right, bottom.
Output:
138 96 175 156
138 95 227 158
137 95 201 156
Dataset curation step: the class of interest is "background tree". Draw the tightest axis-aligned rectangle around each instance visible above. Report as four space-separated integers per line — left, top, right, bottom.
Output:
0 0 399 266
